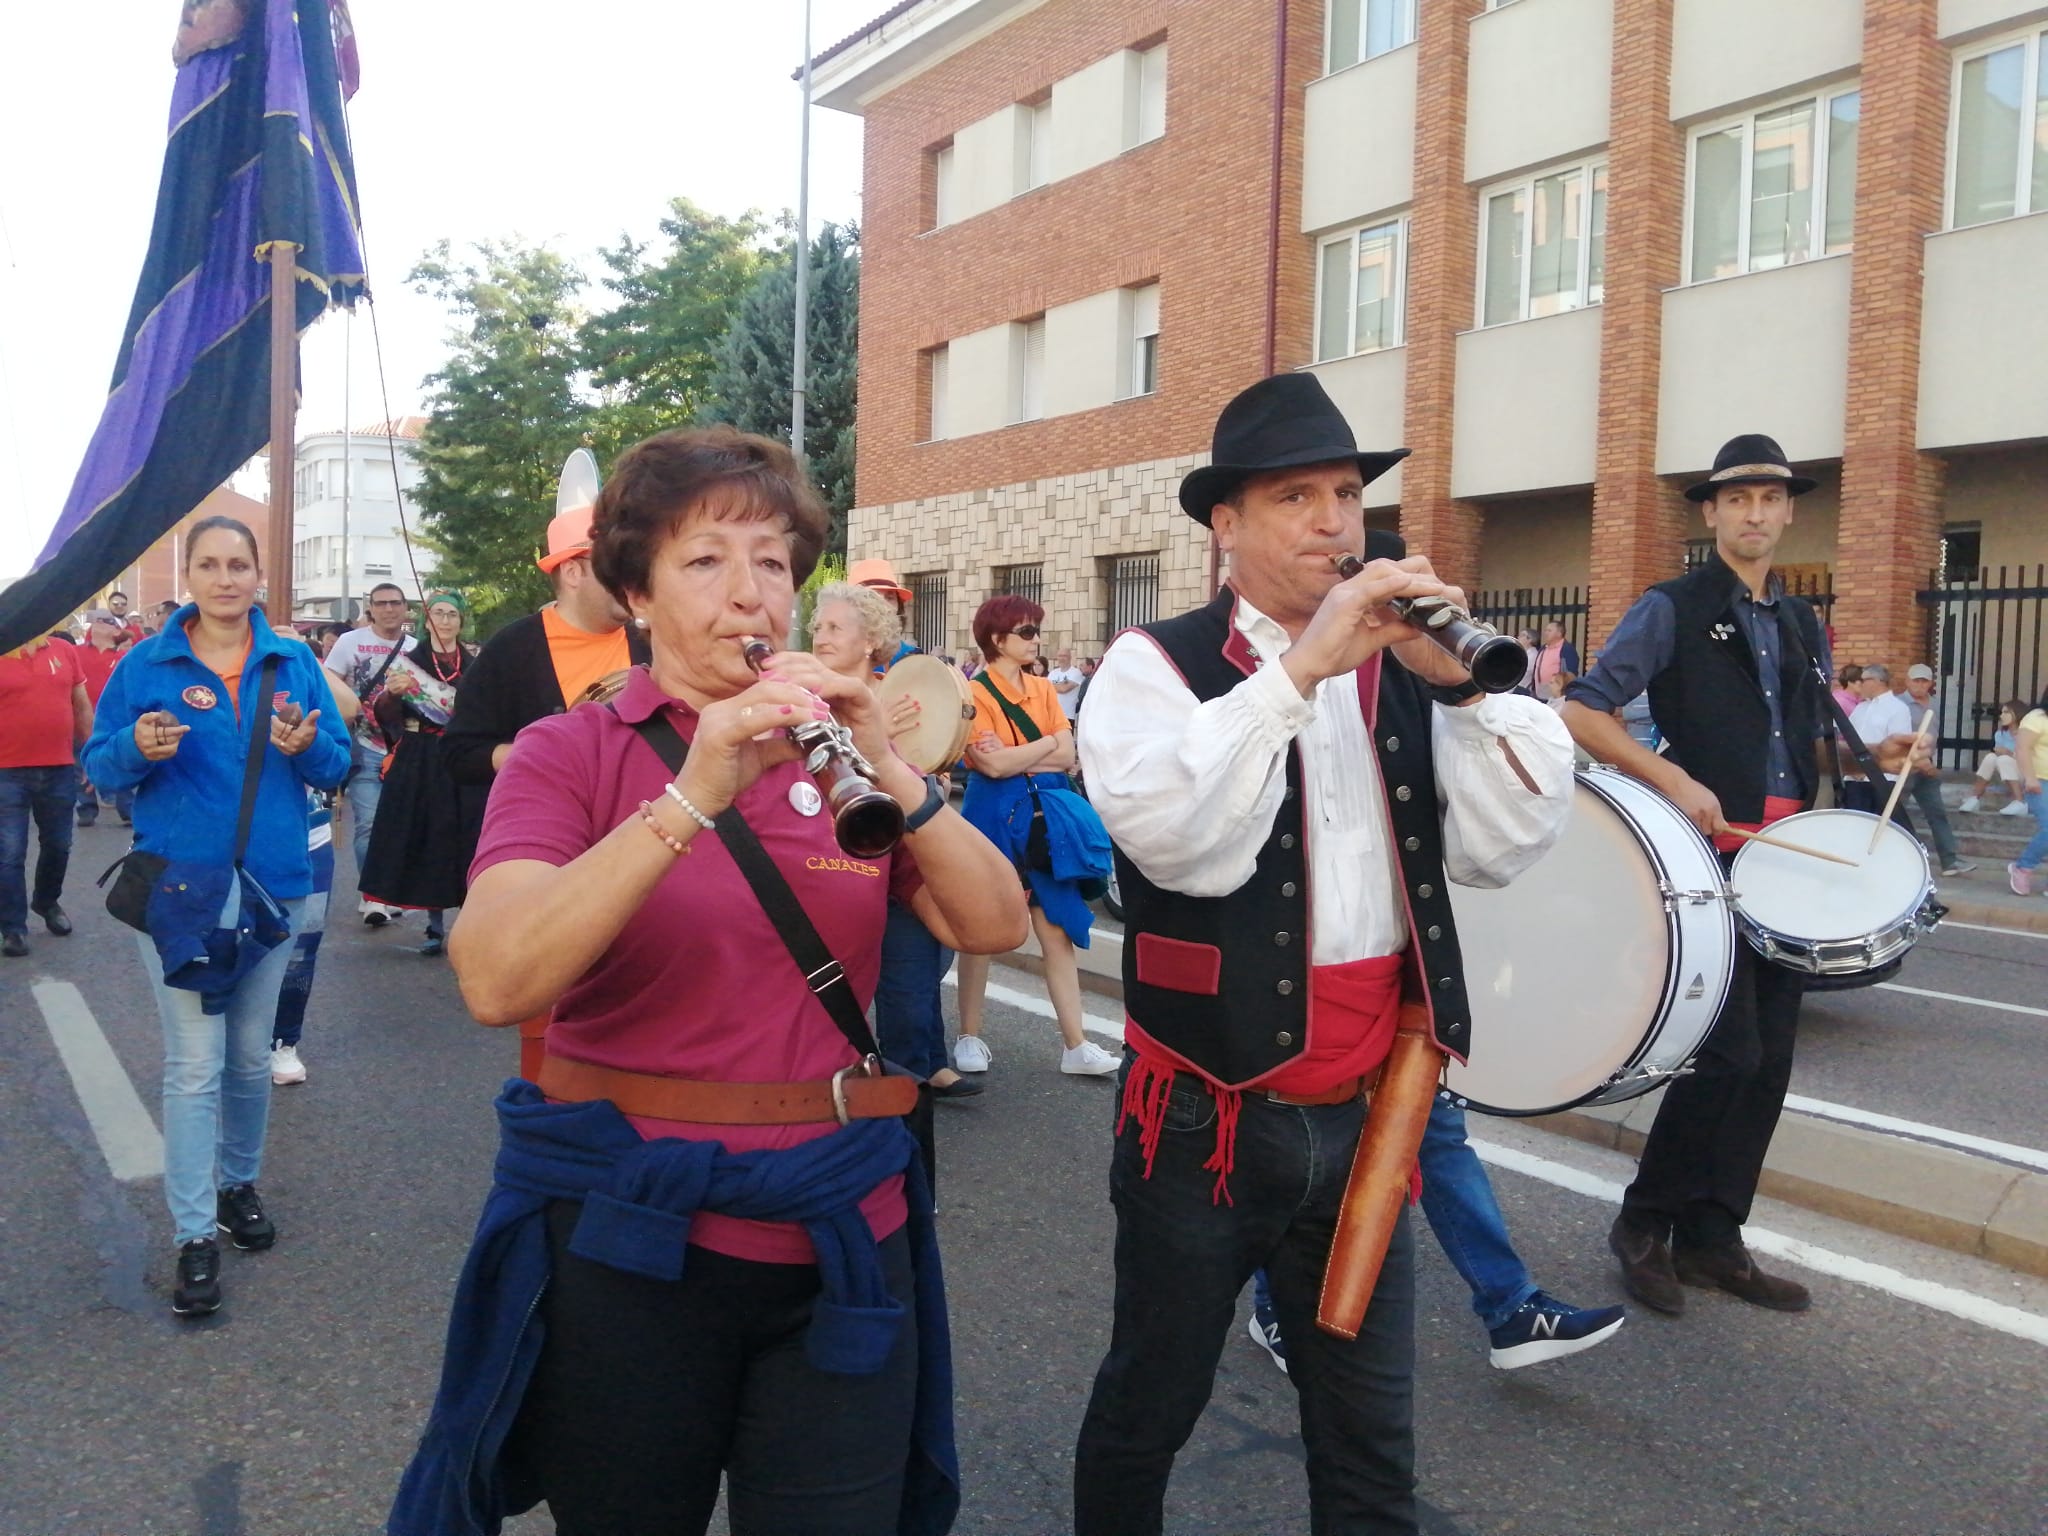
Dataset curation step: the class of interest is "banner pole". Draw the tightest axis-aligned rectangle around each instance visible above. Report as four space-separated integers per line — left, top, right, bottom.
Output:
267 242 300 625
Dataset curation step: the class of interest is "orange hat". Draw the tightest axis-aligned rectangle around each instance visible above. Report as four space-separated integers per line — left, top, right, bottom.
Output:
849 557 911 604
537 507 595 574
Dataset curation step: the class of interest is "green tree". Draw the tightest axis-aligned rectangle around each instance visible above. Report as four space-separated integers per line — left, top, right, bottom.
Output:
579 199 768 461
702 221 860 554
407 239 589 632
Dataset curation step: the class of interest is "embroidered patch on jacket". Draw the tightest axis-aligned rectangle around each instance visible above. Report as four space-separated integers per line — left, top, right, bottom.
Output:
182 685 218 710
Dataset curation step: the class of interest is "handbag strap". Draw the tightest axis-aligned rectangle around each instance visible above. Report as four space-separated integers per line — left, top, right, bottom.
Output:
623 709 885 1063
1775 602 1883 788
232 655 281 867
975 670 1043 745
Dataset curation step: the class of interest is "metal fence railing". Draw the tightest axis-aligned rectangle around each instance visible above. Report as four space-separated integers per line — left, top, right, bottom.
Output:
995 563 1043 612
1917 565 2048 768
1470 587 1588 672
907 572 948 657
1107 553 1159 636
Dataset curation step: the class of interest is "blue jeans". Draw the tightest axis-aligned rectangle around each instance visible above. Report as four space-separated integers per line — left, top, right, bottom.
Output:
2018 788 2048 871
344 739 385 873
0 764 75 936
76 764 132 823
873 897 955 1080
1418 1096 1536 1330
271 887 329 1049
138 899 304 1245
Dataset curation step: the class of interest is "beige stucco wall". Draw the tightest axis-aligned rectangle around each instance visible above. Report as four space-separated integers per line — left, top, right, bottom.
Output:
1657 255 1853 472
1938 0 2048 43
1302 348 1408 508
1050 50 1128 182
1452 306 1603 498
1945 446 2048 573
1465 0 1613 184
1476 493 1593 595
1044 289 1122 419
849 452 1214 655
1770 469 1843 570
1670 0 1863 122
1302 46 1417 233
1918 214 2048 450
945 321 1017 438
949 104 1026 223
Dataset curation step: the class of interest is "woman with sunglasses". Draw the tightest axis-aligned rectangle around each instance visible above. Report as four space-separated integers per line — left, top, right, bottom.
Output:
953 597 1119 1079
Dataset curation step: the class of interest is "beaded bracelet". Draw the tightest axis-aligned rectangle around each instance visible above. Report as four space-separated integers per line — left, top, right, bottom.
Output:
637 800 691 856
663 782 719 831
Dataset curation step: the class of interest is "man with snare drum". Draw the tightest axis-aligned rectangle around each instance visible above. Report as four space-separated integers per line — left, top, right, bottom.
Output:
1563 434 1927 1317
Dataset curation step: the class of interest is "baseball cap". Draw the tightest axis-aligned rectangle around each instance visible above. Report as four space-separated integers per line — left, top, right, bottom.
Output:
84 608 117 624
537 507 595 573
848 558 912 603
1906 664 1935 681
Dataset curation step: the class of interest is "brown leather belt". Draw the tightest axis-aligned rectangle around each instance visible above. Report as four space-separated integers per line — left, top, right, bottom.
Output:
1264 1075 1369 1107
537 1052 919 1126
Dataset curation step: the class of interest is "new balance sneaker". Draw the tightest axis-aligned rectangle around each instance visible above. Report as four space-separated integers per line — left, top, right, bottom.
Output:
952 1035 992 1074
172 1238 222 1317
1248 1302 1288 1375
1487 1291 1627 1369
216 1183 276 1251
1060 1040 1120 1076
2002 799 2032 817
2011 863 2034 897
270 1044 307 1086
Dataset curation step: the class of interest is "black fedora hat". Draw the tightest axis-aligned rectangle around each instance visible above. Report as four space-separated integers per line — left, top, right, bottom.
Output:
1684 433 1817 503
1177 373 1409 526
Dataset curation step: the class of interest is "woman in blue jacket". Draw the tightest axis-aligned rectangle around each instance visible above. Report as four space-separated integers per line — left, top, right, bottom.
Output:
81 516 350 1318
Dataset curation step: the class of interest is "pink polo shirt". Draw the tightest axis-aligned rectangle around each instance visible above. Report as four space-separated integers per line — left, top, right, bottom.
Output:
472 665 924 1264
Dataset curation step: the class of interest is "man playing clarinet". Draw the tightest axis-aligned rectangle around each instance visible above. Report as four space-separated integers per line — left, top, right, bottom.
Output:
1563 434 1930 1318
1074 373 1575 1535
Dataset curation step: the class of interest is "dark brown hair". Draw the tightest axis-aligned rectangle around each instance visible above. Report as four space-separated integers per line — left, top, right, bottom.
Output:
183 515 259 567
973 594 1043 660
590 426 829 603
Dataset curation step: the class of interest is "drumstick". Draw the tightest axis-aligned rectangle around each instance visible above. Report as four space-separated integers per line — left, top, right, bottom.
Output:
1870 710 1935 854
1724 825 1860 868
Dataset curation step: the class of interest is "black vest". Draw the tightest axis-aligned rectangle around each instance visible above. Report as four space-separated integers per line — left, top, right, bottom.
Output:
1644 556 1826 825
1115 588 1471 1088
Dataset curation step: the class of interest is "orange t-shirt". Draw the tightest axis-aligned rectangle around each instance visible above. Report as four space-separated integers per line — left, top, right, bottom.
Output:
184 621 255 717
542 607 631 707
970 667 1067 747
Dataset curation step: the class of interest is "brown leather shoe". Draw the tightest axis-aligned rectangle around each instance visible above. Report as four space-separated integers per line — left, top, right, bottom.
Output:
1608 1216 1684 1315
1673 1243 1812 1312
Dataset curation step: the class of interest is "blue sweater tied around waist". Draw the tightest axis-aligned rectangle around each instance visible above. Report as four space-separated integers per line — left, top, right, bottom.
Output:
388 1080 958 1536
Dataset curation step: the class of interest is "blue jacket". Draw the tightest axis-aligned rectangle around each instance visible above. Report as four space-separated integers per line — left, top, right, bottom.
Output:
80 608 350 900
389 1081 959 1536
962 769 1110 948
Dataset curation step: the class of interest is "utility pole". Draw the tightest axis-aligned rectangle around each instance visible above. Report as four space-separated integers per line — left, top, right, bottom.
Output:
792 0 814 464
341 310 352 622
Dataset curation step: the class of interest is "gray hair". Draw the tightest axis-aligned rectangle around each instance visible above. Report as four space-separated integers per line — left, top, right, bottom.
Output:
813 582 902 666
1861 663 1891 684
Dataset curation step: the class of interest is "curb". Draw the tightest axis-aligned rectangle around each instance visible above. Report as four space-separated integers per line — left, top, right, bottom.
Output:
1940 894 2048 935
1004 926 2048 1279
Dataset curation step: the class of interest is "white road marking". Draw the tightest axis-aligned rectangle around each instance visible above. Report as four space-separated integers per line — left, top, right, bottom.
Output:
1468 1137 2048 1350
1782 1094 2048 1174
32 980 163 1182
1937 919 2048 941
1874 981 2048 1019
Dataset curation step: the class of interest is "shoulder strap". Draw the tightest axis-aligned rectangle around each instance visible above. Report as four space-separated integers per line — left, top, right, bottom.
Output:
622 709 884 1062
233 655 281 867
976 670 1042 743
1777 603 1883 786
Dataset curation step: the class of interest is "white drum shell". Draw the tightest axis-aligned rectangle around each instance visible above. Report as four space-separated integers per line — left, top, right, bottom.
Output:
1444 768 1735 1116
1728 808 1938 974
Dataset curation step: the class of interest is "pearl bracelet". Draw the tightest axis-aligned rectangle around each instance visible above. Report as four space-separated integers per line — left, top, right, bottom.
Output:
664 782 719 831
637 801 691 856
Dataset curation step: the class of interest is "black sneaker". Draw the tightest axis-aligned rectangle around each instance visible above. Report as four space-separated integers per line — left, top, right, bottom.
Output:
31 901 72 936
216 1183 276 1251
1487 1291 1627 1369
173 1238 222 1316
1247 1299 1288 1375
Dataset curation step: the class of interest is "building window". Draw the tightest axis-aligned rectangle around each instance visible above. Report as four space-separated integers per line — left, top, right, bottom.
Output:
908 573 949 654
1478 161 1606 326
1107 554 1159 633
995 564 1044 612
1688 85 1860 282
1327 0 1415 72
926 346 949 441
1129 40 1167 148
1121 282 1160 399
1315 216 1407 360
1950 29 2048 227
932 142 956 228
1940 523 1983 583
1023 100 1051 191
1012 317 1046 424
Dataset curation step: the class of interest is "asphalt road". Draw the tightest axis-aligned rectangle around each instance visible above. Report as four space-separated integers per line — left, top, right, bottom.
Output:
5 821 2047 1535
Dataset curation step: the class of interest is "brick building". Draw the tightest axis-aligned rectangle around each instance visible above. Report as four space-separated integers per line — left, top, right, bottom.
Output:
816 0 2048 752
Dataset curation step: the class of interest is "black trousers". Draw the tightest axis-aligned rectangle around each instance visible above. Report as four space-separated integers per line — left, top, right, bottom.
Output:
505 1202 919 1536
1074 1063 1417 1536
1622 940 1808 1251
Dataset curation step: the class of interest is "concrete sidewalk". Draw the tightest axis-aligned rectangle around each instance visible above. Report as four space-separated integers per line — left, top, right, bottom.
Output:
1007 919 2048 1279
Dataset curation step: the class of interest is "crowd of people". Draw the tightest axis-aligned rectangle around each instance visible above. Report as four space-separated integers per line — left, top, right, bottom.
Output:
0 383 2027 1534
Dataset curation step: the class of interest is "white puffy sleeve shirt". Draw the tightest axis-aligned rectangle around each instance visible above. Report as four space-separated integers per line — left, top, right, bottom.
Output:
1077 598 1576 966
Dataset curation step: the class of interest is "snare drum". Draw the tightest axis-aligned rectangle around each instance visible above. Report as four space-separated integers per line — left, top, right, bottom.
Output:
1444 768 1735 1117
1728 808 1940 975
877 654 976 774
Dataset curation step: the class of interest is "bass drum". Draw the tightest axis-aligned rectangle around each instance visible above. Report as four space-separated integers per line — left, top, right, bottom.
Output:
1443 768 1735 1117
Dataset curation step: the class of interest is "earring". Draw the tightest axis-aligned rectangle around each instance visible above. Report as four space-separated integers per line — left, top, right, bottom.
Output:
632 615 649 630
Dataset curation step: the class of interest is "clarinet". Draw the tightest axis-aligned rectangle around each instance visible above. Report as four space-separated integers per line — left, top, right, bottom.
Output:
1329 553 1529 694
741 639 906 858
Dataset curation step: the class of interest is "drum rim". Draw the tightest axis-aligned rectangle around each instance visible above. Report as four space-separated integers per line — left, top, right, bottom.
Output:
1728 806 1936 975
876 654 974 774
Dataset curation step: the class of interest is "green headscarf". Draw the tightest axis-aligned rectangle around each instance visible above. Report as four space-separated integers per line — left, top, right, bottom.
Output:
424 590 467 617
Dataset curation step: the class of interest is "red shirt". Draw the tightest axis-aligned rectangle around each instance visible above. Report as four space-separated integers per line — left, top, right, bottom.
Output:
471 665 925 1264
75 642 124 706
0 642 83 768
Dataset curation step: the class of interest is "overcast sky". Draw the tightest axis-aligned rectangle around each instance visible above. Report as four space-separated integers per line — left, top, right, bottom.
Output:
0 0 881 578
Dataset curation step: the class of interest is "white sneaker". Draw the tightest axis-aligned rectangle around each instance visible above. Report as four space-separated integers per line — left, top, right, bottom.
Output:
952 1035 992 1074
270 1044 307 1086
2002 799 2031 817
1060 1040 1121 1076
1958 796 1981 813
359 897 389 927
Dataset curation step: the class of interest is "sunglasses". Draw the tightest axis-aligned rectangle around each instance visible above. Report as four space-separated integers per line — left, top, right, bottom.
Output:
1008 625 1040 641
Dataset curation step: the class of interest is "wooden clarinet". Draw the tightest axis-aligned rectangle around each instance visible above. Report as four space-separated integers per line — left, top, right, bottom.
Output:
1329 552 1528 694
741 639 905 858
